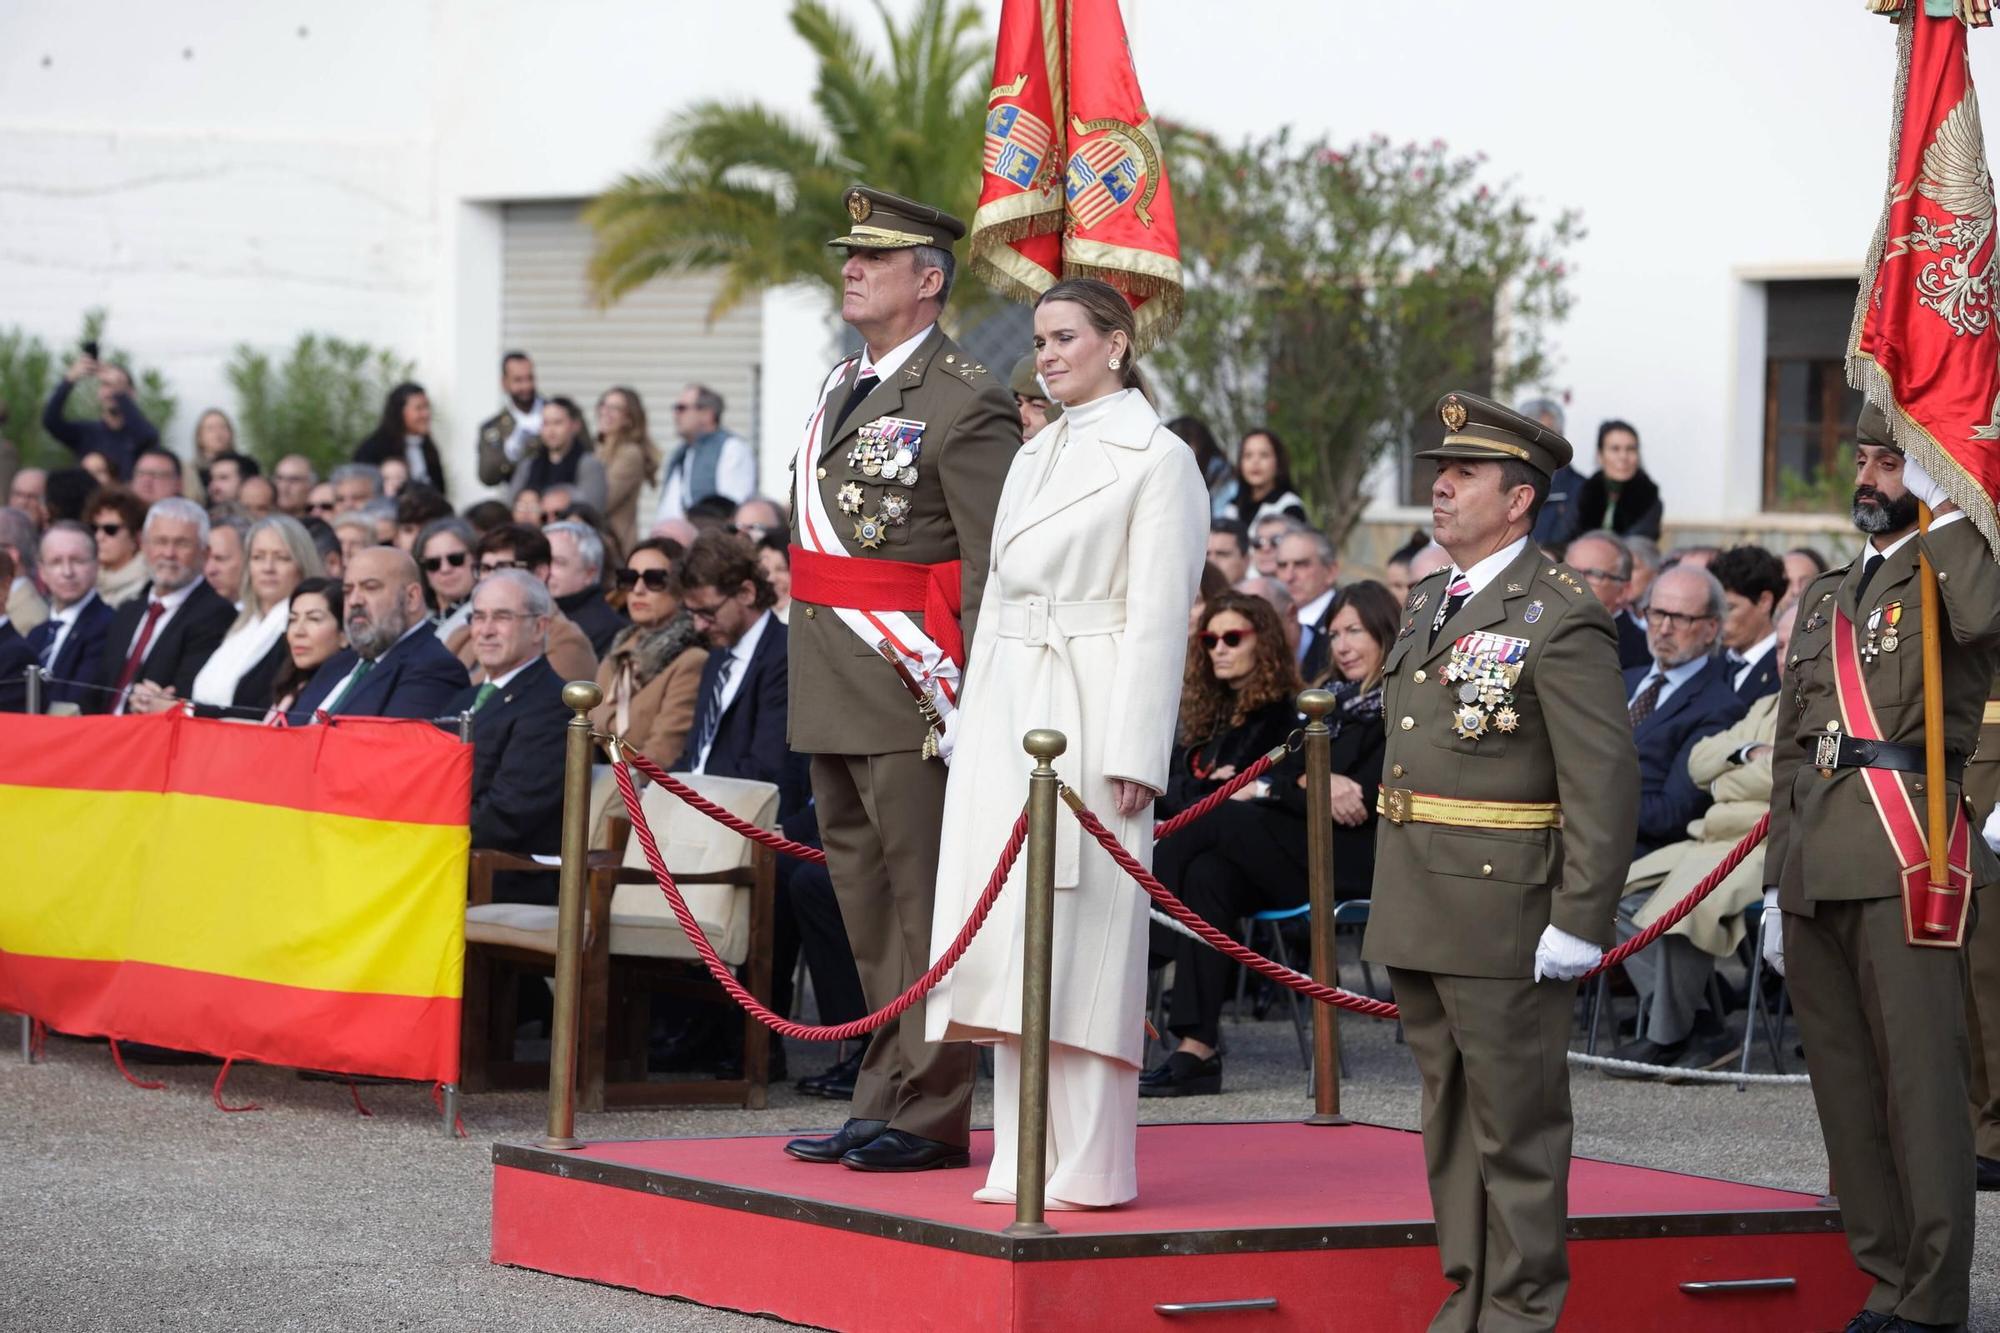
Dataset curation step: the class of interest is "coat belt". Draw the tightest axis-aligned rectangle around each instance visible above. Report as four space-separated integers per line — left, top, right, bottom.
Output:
993 595 1125 646
1377 788 1562 829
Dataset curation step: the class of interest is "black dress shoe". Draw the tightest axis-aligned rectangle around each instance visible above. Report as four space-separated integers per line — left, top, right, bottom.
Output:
1139 1050 1221 1097
839 1129 971 1172
796 1047 864 1100
1976 1155 2000 1192
784 1117 886 1164
1842 1312 1893 1333
1880 1318 1963 1332
1603 1036 1688 1077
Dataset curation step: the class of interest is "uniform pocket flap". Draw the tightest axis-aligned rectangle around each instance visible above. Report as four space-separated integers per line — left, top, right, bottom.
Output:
1422 826 1555 885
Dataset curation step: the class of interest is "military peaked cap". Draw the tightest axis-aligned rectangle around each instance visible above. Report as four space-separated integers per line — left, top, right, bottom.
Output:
828 185 966 251
1417 390 1574 480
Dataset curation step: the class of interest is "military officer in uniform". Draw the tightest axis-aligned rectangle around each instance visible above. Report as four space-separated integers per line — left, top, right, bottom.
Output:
1764 403 2000 1332
781 186 1021 1172
476 351 544 487
1967 677 2000 1194
1363 392 1639 1333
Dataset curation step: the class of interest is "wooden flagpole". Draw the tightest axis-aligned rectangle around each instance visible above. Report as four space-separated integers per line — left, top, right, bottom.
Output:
1917 502 1950 900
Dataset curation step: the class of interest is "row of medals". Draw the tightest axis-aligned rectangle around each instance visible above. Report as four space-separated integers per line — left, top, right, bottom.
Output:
1862 603 1902 661
837 437 918 550
1441 649 1522 741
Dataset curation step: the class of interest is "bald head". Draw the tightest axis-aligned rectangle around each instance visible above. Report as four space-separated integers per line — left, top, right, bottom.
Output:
1564 533 1630 613
343 544 426 660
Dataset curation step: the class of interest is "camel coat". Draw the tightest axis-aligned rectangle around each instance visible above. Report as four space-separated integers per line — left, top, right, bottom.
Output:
926 389 1208 1067
585 624 708 772
447 608 597 688
1625 691 1778 957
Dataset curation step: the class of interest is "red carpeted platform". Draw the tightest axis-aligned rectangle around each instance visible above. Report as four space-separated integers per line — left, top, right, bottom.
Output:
490 1120 1867 1331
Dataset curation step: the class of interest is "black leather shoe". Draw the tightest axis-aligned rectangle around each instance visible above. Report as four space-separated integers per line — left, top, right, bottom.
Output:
1880 1318 1963 1332
1842 1312 1893 1333
1976 1155 2000 1192
1603 1036 1688 1077
796 1047 864 1100
1139 1050 1221 1097
839 1129 971 1172
784 1117 886 1164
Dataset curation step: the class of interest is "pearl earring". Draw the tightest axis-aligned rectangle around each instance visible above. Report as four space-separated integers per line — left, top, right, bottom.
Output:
1109 357 1121 370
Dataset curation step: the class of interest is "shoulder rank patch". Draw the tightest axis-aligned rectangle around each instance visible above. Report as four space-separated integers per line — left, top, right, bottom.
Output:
1544 566 1586 597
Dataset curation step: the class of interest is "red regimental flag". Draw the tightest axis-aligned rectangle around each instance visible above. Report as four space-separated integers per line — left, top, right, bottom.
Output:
1850 4 2000 555
969 0 1184 351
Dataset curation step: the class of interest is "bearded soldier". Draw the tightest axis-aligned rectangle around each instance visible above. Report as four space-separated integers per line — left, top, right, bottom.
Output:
780 187 1021 1173
1765 403 2000 1333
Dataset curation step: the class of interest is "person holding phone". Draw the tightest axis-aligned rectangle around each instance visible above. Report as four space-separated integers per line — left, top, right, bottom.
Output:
41 345 161 482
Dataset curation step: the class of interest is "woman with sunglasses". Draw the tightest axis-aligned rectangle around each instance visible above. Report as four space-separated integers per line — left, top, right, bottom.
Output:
927 278 1209 1210
1143 581 1396 1097
1160 592 1301 818
586 538 708 770
416 517 479 641
85 485 150 608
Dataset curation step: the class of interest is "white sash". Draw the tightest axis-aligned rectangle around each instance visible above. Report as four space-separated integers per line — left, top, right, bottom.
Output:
792 359 962 758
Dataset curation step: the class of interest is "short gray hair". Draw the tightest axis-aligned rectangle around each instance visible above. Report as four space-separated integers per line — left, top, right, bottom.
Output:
1568 528 1633 581
544 520 604 577
1279 526 1336 566
329 462 383 497
0 507 38 576
1234 574 1295 617
143 497 211 546
332 511 375 540
416 516 476 560
1517 396 1565 435
1625 535 1663 575
688 383 725 422
912 244 957 307
359 497 398 526
480 566 552 621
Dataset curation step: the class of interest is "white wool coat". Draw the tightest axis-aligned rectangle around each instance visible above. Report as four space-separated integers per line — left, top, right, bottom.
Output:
925 388 1208 1066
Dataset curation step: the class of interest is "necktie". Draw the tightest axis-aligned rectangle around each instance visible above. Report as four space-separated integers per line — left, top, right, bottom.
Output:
470 682 499 712
690 654 736 765
1295 625 1314 666
1855 552 1885 600
113 600 167 697
36 619 61 669
1724 650 1747 672
323 656 377 715
1430 574 1473 645
1628 673 1666 730
833 370 879 433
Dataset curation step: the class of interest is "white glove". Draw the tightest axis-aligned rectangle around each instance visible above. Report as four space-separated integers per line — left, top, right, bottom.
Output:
1760 887 1785 978
1900 450 1949 509
933 709 959 766
1532 924 1602 982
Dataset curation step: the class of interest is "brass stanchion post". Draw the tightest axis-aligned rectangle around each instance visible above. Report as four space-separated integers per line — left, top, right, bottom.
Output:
1007 728 1065 1239
539 680 601 1151
1298 688 1348 1126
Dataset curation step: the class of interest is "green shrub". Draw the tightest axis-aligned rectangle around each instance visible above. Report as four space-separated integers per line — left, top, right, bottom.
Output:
0 309 177 469
226 334 414 476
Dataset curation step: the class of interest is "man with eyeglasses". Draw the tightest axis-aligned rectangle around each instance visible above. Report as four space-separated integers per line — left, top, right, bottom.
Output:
22 521 113 712
1623 564 1746 860
476 351 545 488
1247 513 1300 578
652 384 756 528
305 481 338 520
130 448 184 506
272 455 319 517
443 523 596 685
1563 529 1648 669
290 545 468 721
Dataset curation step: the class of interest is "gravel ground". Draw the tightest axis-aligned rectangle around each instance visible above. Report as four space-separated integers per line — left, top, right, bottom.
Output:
3 992 1995 1332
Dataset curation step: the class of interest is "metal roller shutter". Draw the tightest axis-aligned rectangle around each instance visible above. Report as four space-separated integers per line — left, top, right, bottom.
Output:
500 200 765 512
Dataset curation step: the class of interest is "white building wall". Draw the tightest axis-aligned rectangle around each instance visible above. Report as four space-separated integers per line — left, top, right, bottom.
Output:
2 0 1992 527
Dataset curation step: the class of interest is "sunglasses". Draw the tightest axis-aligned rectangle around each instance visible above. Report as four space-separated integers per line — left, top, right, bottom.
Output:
308 502 336 514
1251 536 1286 550
477 559 520 576
1200 629 1256 651
94 522 126 537
421 551 470 573
541 509 570 525
616 567 674 591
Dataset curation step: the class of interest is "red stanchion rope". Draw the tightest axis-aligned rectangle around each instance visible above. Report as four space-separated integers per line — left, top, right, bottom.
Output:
618 744 829 863
1068 797 1771 1022
611 759 1028 1042
1152 745 1285 841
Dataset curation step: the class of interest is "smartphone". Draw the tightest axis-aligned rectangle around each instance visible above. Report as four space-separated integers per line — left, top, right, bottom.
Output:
81 339 99 360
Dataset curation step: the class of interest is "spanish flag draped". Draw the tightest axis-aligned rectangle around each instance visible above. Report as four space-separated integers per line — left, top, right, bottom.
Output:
969 0 1184 351
0 712 470 1081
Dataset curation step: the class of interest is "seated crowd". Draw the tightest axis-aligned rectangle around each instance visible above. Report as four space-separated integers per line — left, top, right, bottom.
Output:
0 373 1848 1099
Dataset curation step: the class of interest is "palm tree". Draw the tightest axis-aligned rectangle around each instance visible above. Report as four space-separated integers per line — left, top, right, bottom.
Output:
584 0 992 325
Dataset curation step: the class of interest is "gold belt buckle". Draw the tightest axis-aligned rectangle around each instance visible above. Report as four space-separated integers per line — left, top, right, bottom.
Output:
1814 728 1841 775
1383 787 1412 825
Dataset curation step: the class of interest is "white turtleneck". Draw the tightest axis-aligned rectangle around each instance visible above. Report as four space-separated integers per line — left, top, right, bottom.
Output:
1029 387 1134 498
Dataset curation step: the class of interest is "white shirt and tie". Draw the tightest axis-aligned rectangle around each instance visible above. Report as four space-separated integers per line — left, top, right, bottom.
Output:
1724 631 1777 693
1294 588 1335 665
689 610 772 772
112 578 204 715
39 590 101 670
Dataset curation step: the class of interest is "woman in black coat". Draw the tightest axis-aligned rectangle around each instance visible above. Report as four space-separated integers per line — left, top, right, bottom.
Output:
353 381 448 497
1142 581 1398 1097
1572 418 1662 540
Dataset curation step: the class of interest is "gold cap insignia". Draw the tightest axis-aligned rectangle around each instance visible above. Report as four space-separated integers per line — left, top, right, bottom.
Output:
847 192 872 222
1440 396 1468 432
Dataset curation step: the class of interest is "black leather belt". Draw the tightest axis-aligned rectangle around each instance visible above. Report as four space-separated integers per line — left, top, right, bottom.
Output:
1803 730 1965 783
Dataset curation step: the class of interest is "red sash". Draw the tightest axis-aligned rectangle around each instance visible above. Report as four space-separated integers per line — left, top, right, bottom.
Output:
789 546 967 670
1830 605 1972 947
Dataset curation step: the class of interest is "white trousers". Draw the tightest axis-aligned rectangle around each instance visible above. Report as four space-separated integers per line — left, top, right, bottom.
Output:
979 1038 1139 1208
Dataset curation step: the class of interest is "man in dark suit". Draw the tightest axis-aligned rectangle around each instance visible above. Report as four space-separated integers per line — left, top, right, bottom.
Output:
18 521 114 712
97 498 235 715
0 555 33 710
1623 564 1748 859
1273 527 1339 683
451 569 567 903
1709 544 1786 705
544 520 626 659
292 545 468 722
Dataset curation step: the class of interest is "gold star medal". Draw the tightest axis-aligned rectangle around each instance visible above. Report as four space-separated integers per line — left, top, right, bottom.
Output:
853 515 887 550
1494 705 1520 734
1452 704 1488 740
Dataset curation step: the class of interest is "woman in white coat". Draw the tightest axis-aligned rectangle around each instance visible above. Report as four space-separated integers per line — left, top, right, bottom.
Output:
927 278 1208 1208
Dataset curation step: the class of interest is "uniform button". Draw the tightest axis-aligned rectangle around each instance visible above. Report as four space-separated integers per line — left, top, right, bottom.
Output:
804 607 817 620
1400 716 1414 731
1412 669 1426 683
1789 654 1799 667
1390 764 1404 779
1938 570 1949 583
1481 863 1493 877
816 467 827 479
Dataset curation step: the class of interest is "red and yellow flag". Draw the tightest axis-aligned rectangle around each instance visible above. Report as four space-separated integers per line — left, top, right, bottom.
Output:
0 712 470 1081
969 0 1183 351
1849 1 2000 556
